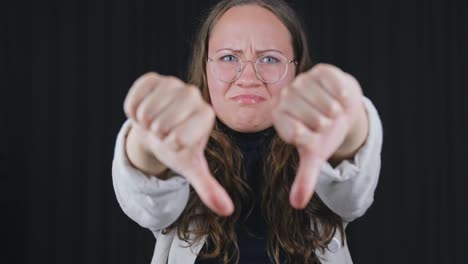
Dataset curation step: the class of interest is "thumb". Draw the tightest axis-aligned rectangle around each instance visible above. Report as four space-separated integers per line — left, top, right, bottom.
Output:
184 151 234 216
290 148 323 209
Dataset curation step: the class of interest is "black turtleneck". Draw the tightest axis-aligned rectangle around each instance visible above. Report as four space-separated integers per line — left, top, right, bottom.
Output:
194 121 275 264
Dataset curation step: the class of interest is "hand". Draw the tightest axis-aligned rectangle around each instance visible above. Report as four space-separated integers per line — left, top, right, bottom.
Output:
272 64 365 209
124 72 234 216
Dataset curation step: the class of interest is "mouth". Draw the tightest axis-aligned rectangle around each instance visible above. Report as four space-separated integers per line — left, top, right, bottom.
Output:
229 94 266 104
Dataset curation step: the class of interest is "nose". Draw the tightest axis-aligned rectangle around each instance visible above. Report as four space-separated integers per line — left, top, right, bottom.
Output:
235 61 262 87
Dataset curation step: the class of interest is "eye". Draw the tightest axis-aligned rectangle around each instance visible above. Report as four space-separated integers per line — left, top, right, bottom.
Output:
220 55 238 62
259 56 280 64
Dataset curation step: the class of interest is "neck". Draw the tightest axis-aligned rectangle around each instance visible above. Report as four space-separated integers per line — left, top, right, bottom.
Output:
217 119 275 152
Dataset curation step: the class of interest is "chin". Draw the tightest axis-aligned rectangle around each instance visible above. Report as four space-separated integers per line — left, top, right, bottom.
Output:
215 104 273 132
230 118 271 133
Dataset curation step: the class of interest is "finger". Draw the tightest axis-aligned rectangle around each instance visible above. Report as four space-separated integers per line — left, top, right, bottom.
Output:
308 63 352 108
277 88 332 132
183 151 234 216
272 106 319 147
124 72 161 119
290 74 343 119
290 149 323 209
162 104 215 151
272 108 323 209
135 77 185 129
130 119 151 139
149 86 203 138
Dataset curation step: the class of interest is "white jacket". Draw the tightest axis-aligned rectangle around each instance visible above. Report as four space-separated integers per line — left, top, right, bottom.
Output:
112 97 383 264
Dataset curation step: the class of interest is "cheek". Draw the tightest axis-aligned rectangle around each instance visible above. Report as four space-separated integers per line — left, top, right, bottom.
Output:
207 74 230 109
269 70 296 98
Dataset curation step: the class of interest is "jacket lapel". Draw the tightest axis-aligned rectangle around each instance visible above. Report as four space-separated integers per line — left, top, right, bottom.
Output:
151 230 175 264
168 231 206 263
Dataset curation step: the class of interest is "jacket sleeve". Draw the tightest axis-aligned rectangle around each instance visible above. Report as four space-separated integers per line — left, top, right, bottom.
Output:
316 96 383 223
112 120 190 232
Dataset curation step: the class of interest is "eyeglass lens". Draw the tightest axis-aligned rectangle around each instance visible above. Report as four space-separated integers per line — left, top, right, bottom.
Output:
209 54 289 83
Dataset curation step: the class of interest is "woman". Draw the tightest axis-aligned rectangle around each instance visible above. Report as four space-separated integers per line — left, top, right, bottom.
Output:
112 0 383 263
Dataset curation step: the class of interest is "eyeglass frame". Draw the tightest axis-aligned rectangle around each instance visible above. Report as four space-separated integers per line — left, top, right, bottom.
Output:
207 53 297 84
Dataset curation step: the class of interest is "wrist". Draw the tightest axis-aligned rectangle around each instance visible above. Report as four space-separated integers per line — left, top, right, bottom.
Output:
331 103 369 163
126 126 169 178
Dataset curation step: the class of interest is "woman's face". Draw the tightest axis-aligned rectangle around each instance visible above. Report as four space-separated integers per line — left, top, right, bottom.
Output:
207 5 296 132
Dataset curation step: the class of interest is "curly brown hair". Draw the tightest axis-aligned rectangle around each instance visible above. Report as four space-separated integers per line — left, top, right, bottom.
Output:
163 0 345 263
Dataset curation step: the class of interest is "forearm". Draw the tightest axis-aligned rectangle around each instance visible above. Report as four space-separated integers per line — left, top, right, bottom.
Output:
112 120 191 231
126 126 170 179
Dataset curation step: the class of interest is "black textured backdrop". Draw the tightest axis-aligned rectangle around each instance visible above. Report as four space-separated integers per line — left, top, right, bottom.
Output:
3 0 468 263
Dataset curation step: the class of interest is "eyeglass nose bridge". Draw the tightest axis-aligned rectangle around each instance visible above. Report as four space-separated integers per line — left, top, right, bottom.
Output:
234 59 262 82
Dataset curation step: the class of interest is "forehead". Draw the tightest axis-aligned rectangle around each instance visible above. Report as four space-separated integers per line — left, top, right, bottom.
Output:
209 5 292 54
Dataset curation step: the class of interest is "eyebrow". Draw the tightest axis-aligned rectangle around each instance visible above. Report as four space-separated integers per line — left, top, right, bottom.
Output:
215 48 285 55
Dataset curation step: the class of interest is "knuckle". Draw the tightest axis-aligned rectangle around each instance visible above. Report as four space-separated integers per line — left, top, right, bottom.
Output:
312 63 332 75
123 97 135 118
188 84 201 94
279 87 289 100
310 64 333 83
166 76 184 87
205 105 216 120
155 119 169 136
200 104 216 125
184 85 200 99
335 80 350 101
315 115 330 131
150 119 161 133
277 96 287 111
327 101 342 116
294 74 308 89
171 130 181 143
126 72 161 119
167 130 184 151
136 72 160 87
136 104 152 128
291 123 305 144
142 71 160 80
310 64 323 76
344 73 363 96
290 83 301 94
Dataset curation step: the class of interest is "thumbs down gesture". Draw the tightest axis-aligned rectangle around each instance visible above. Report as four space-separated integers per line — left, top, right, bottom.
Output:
272 63 369 209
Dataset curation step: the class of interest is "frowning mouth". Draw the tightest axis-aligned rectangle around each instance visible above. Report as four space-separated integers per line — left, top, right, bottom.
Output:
229 94 266 104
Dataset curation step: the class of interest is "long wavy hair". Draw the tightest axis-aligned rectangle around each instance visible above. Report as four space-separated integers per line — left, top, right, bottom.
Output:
163 0 344 263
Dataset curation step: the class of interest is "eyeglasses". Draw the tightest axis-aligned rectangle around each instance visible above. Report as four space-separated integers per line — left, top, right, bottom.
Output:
207 53 296 84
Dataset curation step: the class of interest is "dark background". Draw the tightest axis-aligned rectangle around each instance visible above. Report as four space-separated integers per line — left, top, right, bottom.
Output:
3 0 468 263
